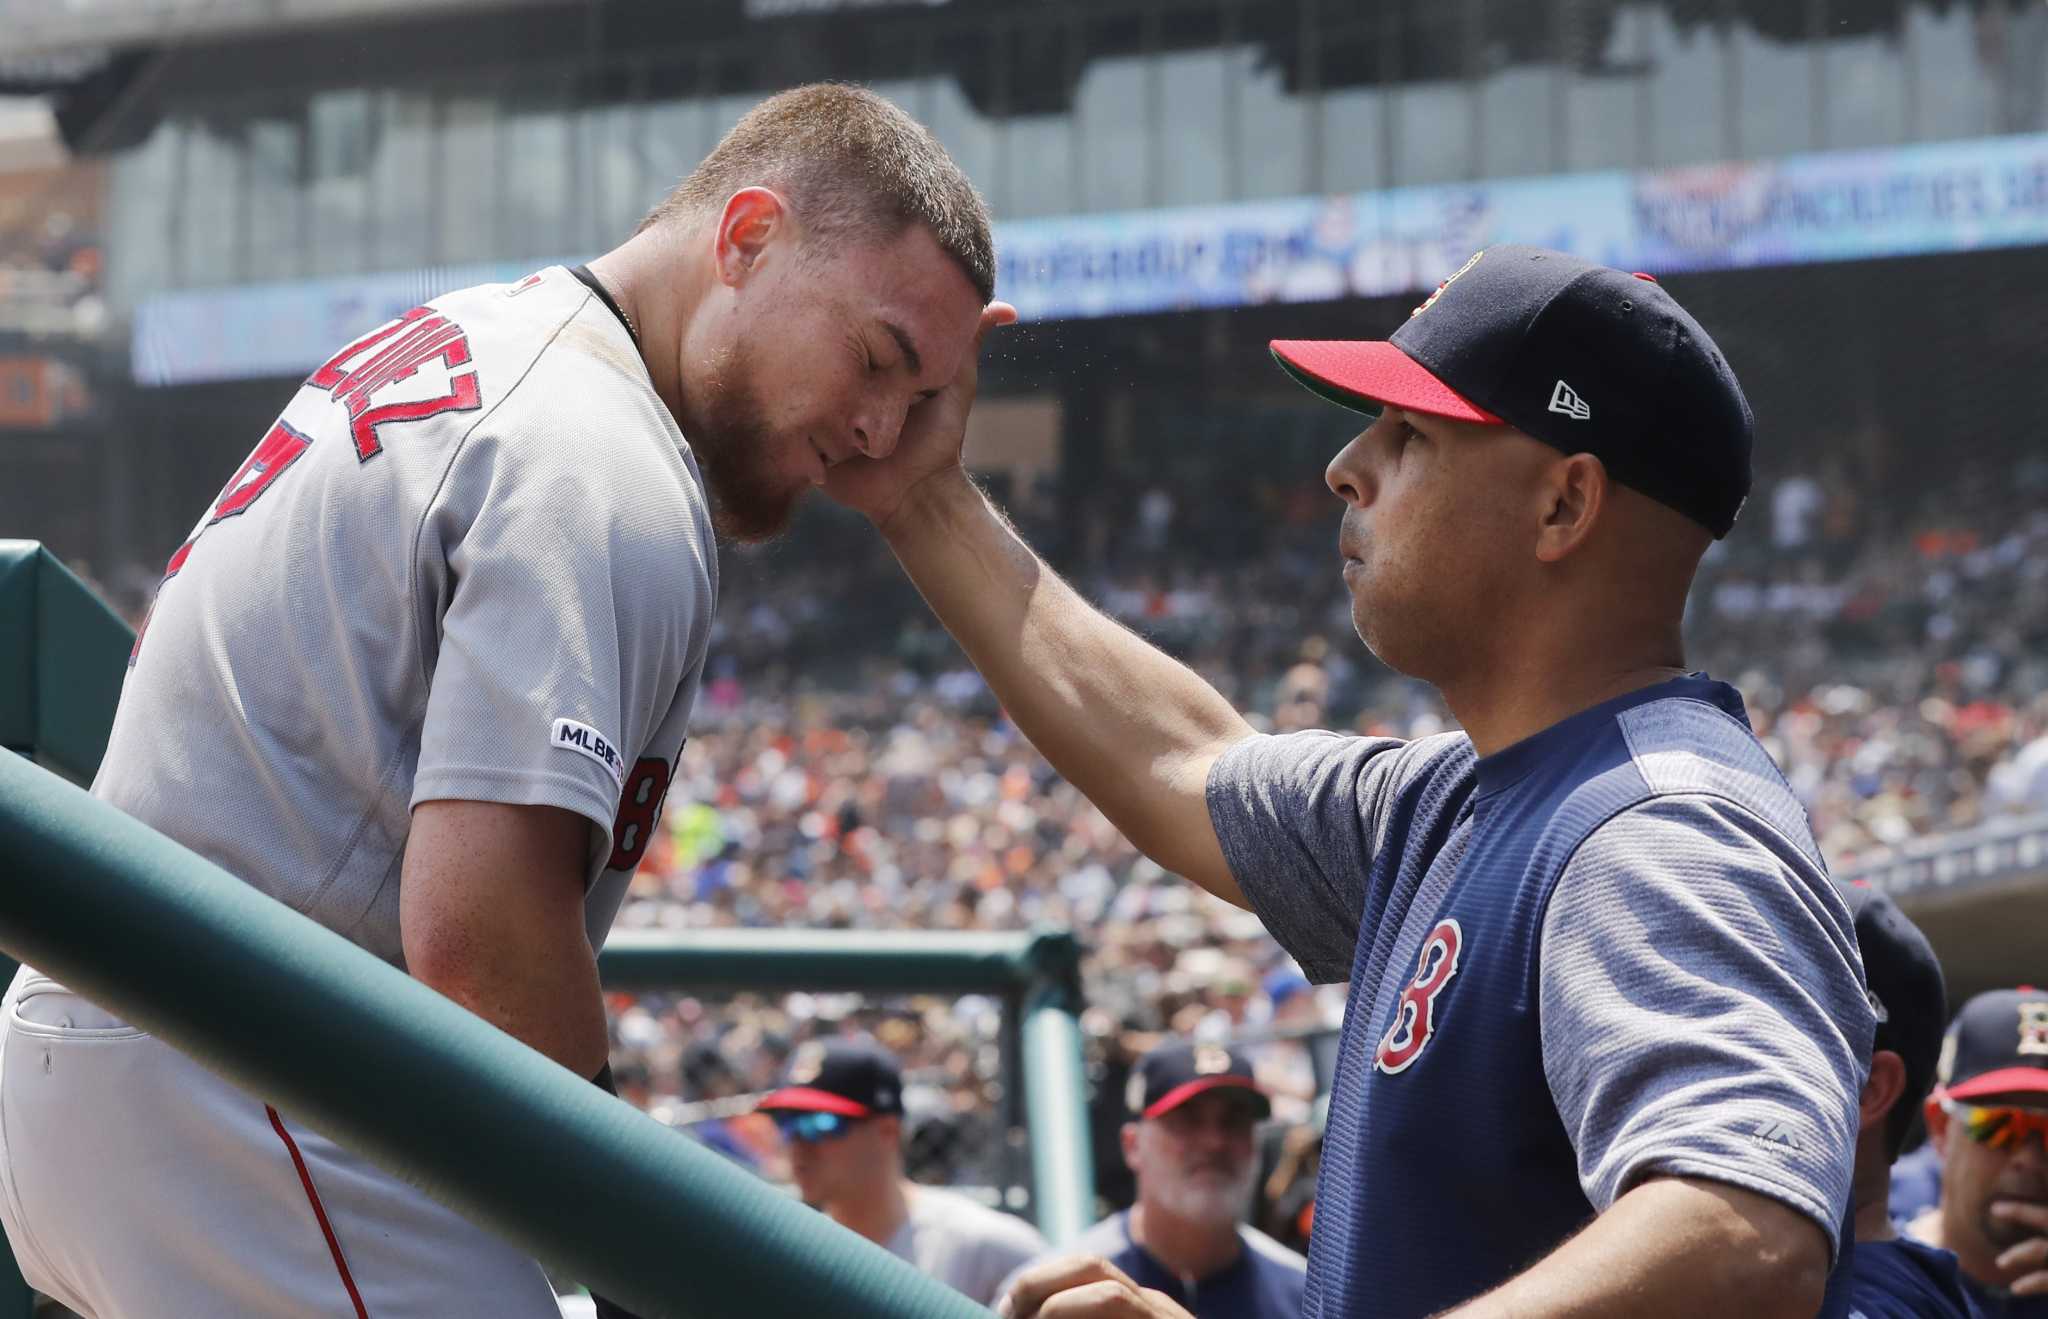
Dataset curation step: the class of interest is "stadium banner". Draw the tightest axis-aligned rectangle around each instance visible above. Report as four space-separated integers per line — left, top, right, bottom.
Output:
133 130 2048 385
131 260 547 387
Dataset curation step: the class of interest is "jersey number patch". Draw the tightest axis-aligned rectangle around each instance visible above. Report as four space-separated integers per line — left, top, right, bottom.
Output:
1375 918 1464 1075
607 755 673 873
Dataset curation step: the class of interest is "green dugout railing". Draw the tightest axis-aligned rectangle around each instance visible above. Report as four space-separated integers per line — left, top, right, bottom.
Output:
0 542 130 787
0 542 1094 1316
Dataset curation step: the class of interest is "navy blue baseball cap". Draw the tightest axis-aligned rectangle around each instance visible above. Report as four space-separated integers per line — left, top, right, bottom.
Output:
1271 245 1755 538
757 1038 904 1119
1844 884 1947 1116
1936 987 2048 1104
1126 1043 1271 1121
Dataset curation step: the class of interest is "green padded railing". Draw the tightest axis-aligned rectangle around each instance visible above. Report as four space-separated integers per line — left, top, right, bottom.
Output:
0 541 130 786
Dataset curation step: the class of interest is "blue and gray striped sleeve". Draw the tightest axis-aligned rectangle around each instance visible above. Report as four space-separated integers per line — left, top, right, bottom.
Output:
1538 793 1872 1258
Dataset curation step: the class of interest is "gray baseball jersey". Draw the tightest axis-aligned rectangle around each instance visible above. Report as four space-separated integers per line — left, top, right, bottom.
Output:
99 265 717 964
887 1185 1048 1307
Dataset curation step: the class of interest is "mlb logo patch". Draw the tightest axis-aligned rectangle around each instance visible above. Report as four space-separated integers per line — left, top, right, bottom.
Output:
551 717 626 791
507 272 546 297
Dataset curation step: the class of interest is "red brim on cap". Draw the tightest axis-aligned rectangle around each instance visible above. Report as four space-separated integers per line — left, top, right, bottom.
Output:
1270 339 1502 423
756 1087 872 1118
1142 1075 1271 1121
1944 1068 2048 1103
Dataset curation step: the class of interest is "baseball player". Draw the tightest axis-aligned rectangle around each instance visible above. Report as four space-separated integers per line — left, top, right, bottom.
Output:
1836 887 1981 1317
756 1038 1047 1307
838 245 1873 1318
0 83 995 1319
998 1043 1305 1319
1907 988 2048 1315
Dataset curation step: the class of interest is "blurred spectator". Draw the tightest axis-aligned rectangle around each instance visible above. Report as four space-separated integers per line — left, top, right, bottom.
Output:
1254 1094 1321 1258
1000 1043 1304 1319
1907 989 2048 1316
1838 887 1978 1317
757 1038 1045 1307
1773 471 1825 550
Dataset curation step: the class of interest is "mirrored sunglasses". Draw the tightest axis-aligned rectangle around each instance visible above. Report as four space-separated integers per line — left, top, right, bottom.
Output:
772 1110 858 1144
1943 1098 2048 1152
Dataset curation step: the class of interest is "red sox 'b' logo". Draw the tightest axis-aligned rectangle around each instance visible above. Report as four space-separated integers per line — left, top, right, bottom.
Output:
1375 919 1464 1074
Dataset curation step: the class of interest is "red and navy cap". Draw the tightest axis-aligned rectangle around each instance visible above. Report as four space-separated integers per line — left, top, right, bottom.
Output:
1936 987 2048 1104
1270 245 1755 538
757 1038 904 1119
1126 1042 1271 1121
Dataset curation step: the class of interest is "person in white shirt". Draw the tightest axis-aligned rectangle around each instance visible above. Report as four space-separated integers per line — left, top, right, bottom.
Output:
759 1037 1048 1307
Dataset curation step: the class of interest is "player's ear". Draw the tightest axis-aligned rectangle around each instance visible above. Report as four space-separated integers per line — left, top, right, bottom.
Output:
1120 1122 1140 1173
1532 451 1606 564
712 186 795 288
1860 1050 1908 1130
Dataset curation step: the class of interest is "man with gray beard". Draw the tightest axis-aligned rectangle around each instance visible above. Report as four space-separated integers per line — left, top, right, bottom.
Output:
1001 1044 1306 1318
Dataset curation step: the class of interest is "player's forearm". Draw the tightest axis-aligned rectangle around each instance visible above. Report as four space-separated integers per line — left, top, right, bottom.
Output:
408 919 610 1078
400 800 612 1077
880 469 1253 897
1441 1177 1829 1319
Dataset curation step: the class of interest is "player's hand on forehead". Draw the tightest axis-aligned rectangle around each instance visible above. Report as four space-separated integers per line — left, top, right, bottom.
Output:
821 300 1017 529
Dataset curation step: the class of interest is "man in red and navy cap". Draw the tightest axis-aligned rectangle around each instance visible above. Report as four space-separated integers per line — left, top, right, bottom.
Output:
837 245 1871 1318
756 1037 1045 1307
1000 1043 1304 1319
1909 989 2048 1315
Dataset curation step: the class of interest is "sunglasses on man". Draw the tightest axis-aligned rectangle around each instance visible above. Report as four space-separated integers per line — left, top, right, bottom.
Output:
1941 1097 2048 1153
771 1110 862 1144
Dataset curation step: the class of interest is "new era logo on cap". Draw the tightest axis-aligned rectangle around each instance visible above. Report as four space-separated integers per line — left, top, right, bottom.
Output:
1547 379 1590 421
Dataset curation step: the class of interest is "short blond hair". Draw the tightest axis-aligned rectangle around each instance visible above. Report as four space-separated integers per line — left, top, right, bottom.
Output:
640 82 996 304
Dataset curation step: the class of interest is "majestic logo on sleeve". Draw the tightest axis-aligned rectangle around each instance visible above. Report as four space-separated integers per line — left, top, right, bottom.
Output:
1375 919 1464 1075
306 305 482 461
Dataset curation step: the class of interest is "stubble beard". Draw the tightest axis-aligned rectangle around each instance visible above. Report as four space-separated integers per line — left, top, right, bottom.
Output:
684 345 805 544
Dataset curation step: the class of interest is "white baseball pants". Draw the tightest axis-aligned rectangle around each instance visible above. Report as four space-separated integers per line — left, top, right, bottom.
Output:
0 965 566 1318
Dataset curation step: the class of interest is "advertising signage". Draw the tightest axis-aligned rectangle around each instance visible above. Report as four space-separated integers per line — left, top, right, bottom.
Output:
134 131 2048 385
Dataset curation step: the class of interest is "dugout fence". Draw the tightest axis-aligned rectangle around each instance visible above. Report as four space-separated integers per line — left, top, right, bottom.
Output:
0 542 1091 1318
